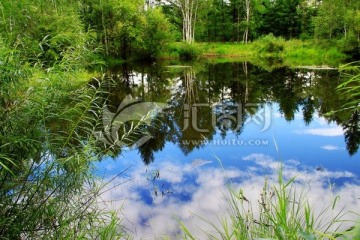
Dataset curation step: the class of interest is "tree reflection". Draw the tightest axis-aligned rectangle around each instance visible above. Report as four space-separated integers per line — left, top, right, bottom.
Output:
343 111 360 155
105 62 360 163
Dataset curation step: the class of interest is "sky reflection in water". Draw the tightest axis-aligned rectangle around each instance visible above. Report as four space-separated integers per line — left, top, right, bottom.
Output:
97 110 360 239
96 62 360 239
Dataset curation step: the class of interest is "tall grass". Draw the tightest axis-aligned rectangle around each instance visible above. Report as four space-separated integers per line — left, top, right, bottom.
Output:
180 168 352 240
0 61 131 239
337 62 360 111
168 42 203 61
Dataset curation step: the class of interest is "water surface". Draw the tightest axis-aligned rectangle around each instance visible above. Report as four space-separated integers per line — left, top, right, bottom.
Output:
96 61 360 239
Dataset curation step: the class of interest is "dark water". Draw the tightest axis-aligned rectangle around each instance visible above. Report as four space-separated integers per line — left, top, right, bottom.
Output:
96 61 360 239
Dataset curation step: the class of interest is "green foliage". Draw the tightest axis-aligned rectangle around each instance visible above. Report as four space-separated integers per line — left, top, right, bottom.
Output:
313 0 360 43
344 222 360 239
313 0 344 39
255 0 302 39
79 1 173 60
337 62 360 111
165 40 346 66
136 8 174 59
173 42 203 61
86 0 146 59
253 34 285 57
0 71 127 238
204 0 234 42
0 0 101 70
334 63 360 155
284 41 346 66
0 16 130 236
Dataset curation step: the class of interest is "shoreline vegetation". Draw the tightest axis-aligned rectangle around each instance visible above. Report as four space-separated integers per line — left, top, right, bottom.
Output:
106 38 349 68
106 37 351 69
161 39 348 67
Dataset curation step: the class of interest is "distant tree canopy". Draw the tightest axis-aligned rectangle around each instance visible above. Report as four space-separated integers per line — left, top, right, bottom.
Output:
0 0 360 61
160 0 360 50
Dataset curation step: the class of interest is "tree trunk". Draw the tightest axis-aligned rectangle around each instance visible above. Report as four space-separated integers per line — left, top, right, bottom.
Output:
243 61 248 102
100 0 109 56
180 0 198 43
243 0 250 44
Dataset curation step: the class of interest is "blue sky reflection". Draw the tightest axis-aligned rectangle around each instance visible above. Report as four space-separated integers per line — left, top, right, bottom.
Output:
97 152 360 239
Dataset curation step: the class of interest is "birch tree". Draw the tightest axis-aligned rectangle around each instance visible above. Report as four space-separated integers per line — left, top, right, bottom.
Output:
169 0 200 43
243 0 251 43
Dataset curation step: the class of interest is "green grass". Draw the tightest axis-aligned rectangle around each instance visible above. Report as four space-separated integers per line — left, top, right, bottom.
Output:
199 42 253 57
162 39 347 67
283 39 347 66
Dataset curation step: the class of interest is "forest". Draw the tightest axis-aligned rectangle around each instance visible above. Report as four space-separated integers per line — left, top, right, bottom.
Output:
0 0 360 63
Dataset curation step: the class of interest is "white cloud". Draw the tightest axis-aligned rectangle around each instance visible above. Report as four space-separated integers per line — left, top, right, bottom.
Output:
190 158 212 169
97 154 360 240
321 145 343 151
286 159 300 165
294 127 344 136
105 163 116 171
242 153 281 170
314 116 332 126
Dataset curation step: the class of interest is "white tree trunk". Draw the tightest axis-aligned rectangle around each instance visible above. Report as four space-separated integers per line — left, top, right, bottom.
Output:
178 0 198 43
243 0 251 44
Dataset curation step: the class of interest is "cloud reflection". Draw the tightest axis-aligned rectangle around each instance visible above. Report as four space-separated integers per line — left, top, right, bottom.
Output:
321 145 344 151
98 154 360 239
294 127 344 136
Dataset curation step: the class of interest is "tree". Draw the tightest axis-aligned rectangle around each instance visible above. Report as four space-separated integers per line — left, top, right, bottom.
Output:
80 0 173 59
255 0 301 39
167 0 201 43
139 8 173 59
313 0 345 39
243 0 251 43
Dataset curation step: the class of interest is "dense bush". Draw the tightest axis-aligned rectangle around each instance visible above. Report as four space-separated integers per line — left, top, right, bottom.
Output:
137 8 174 59
253 34 285 57
176 42 203 61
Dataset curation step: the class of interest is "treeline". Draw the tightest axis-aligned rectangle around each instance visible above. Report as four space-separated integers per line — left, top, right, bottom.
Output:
1 0 360 63
164 0 360 55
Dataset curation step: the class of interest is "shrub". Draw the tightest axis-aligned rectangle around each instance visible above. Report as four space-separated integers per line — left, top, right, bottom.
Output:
253 34 285 57
138 8 174 59
337 36 360 59
177 42 203 61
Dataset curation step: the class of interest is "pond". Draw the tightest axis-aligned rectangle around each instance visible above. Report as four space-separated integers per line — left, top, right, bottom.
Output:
95 61 360 239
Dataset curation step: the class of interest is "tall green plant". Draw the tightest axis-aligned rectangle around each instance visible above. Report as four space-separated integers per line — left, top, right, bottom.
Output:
336 63 360 155
0 69 132 239
337 62 360 111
